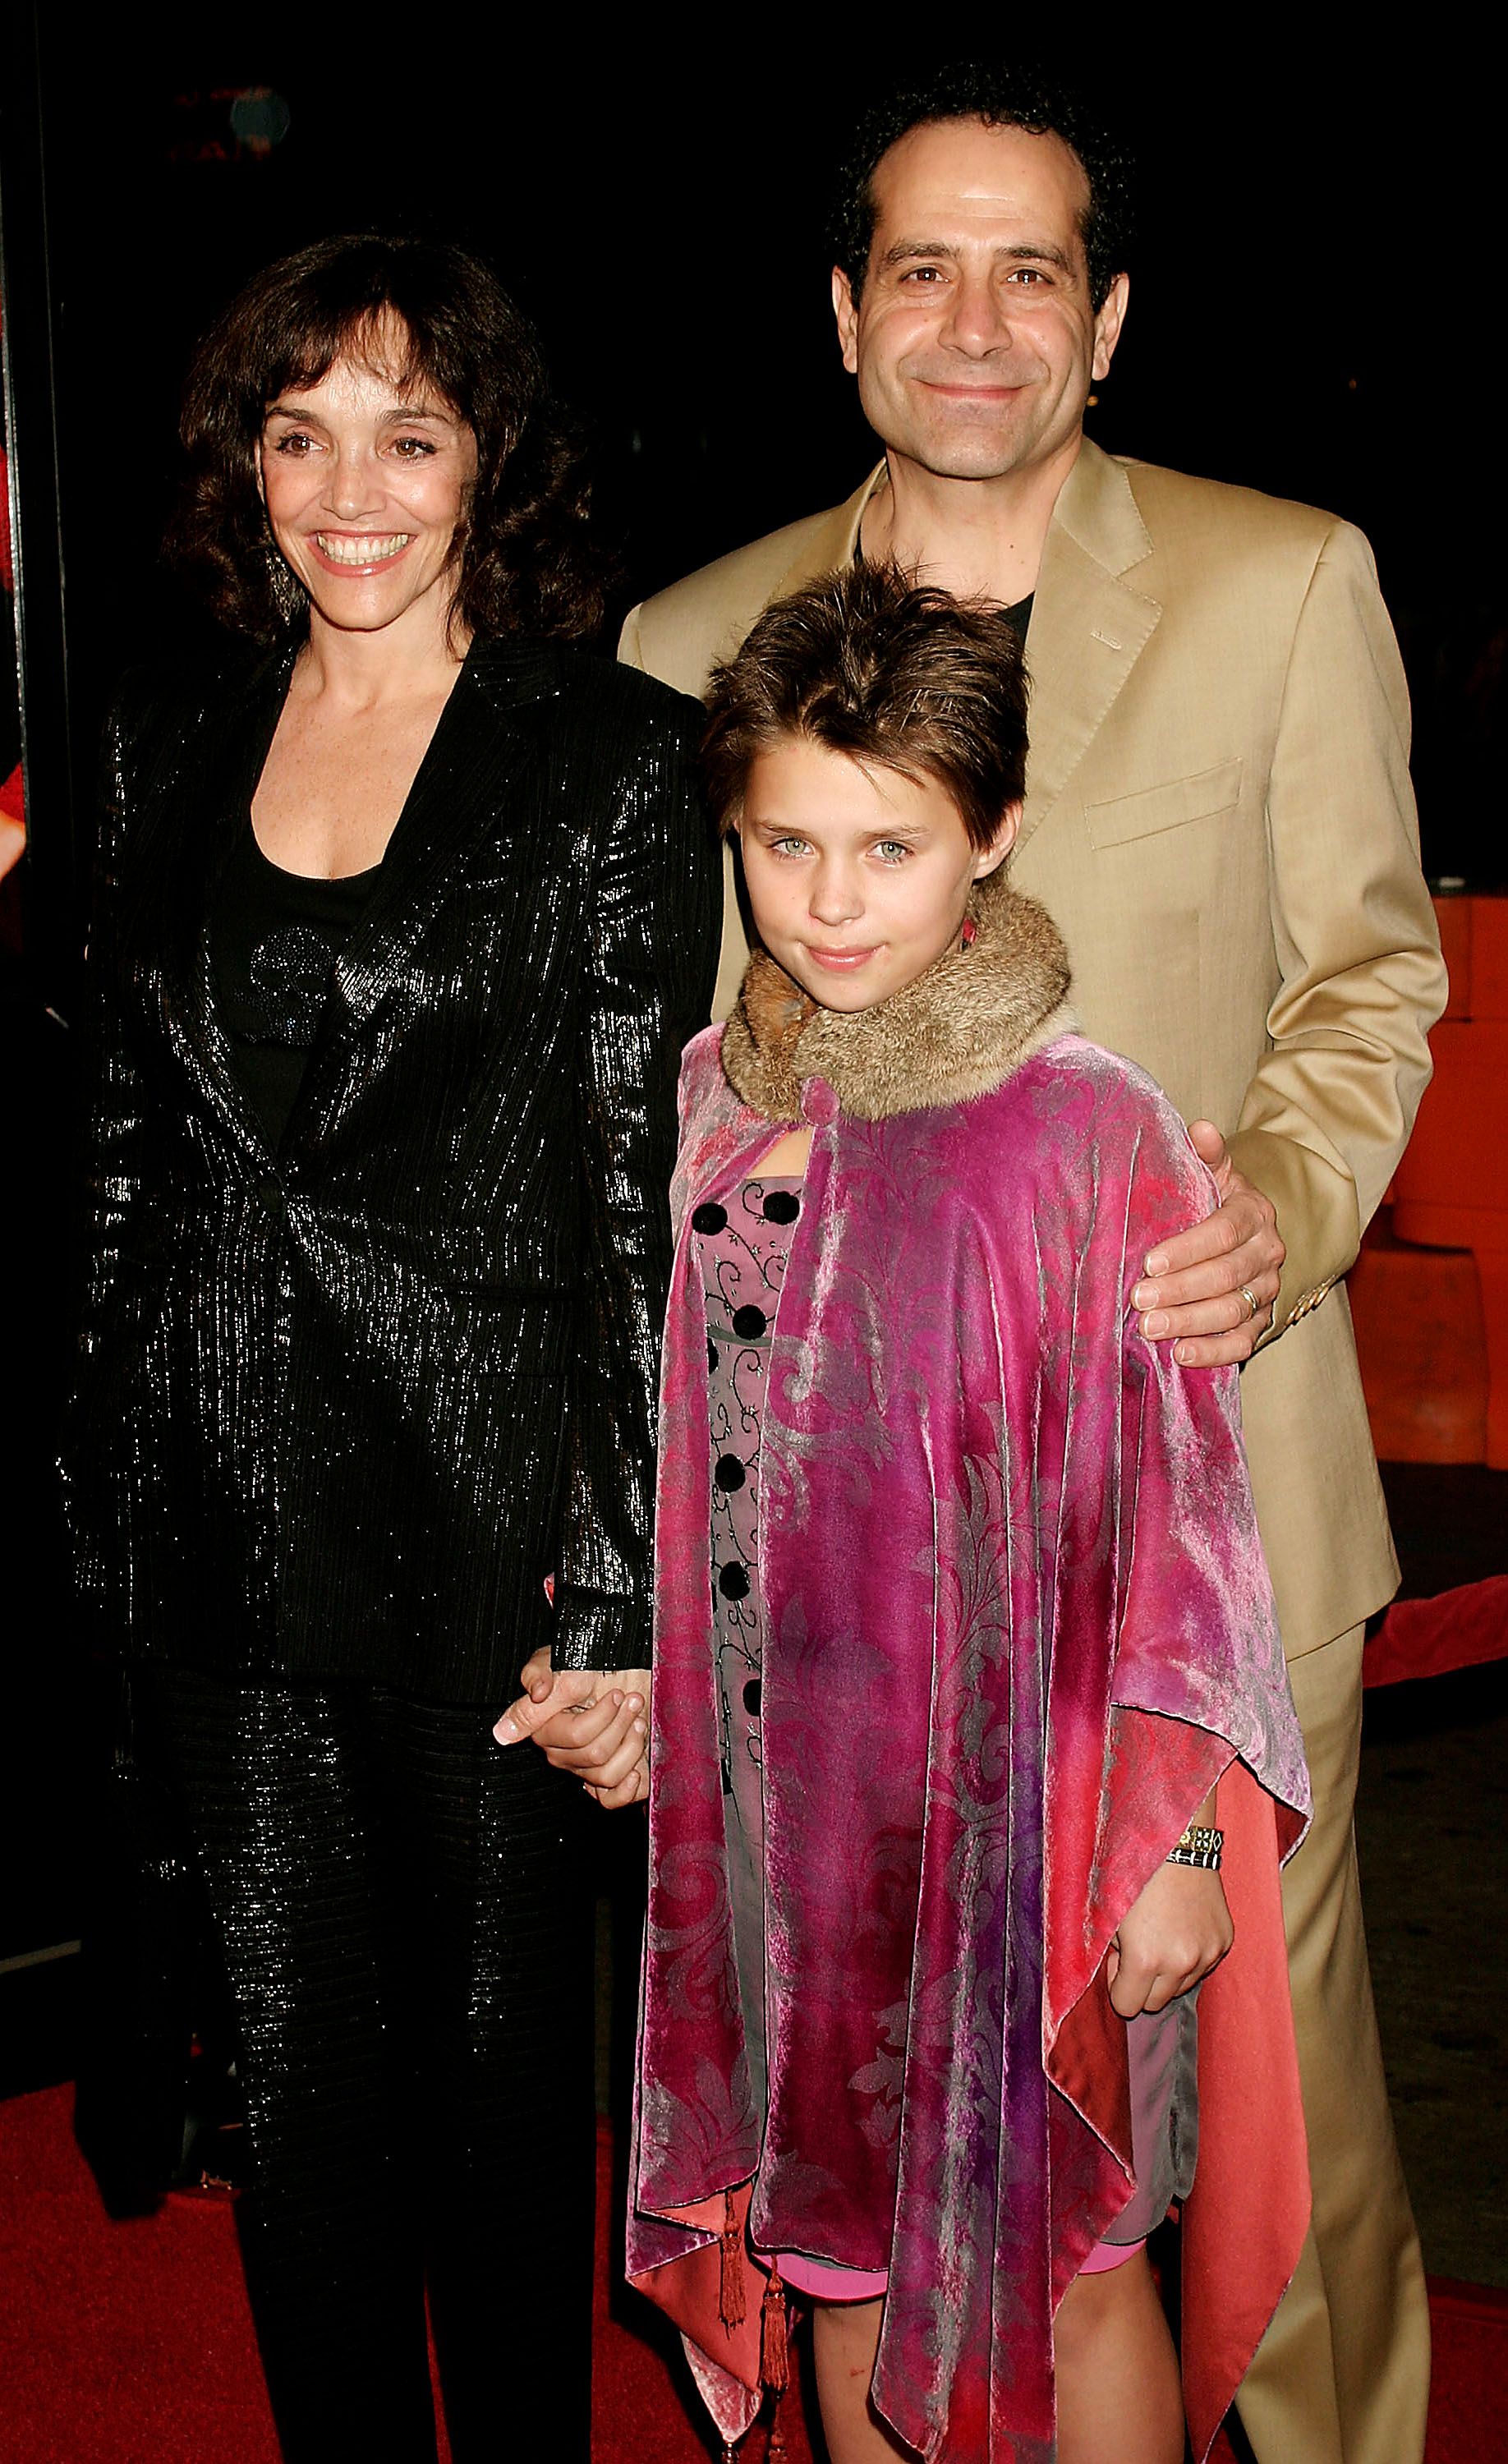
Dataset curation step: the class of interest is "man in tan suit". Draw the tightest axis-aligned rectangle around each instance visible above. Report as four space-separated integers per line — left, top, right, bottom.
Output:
621 67 1445 2464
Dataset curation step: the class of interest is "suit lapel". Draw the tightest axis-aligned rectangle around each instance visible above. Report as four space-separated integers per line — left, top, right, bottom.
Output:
764 450 1162 857
1016 439 1161 854
130 645 295 1158
775 467 883 595
297 638 555 1096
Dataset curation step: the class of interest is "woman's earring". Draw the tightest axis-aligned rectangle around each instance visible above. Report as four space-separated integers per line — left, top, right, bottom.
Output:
264 542 303 628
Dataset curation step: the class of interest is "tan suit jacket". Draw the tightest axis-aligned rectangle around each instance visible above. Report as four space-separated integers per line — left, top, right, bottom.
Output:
620 438 1448 1657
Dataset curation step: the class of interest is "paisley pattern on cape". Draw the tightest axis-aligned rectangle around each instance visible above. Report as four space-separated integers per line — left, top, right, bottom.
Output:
630 997 1311 2463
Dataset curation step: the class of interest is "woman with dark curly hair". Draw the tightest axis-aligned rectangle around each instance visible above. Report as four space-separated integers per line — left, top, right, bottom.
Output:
66 232 717 2462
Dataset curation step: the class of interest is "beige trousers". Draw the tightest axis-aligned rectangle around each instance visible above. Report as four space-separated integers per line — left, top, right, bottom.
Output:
1234 1626 1431 2464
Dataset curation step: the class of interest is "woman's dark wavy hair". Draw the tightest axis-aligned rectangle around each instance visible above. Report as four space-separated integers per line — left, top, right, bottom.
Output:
168 232 613 644
702 562 1028 853
829 62 1134 310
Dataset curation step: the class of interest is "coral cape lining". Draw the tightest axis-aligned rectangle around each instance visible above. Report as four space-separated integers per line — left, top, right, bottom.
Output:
629 888 1310 2462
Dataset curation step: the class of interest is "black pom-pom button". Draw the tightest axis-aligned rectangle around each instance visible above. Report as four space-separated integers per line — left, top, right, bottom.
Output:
692 1202 728 1236
732 1304 768 1340
743 1680 762 1715
714 1453 747 1492
718 1563 751 1601
707 1338 720 1373
762 1190 800 1225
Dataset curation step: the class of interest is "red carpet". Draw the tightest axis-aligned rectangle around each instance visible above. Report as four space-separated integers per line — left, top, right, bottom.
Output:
1 2083 1502 2462
1364 1575 1508 1688
0 2085 810 2464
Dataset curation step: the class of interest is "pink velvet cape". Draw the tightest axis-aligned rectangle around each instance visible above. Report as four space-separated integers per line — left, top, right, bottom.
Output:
629 1025 1311 2462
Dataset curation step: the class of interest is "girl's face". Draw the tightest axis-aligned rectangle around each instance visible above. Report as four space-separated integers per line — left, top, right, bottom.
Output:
257 330 477 647
736 734 1017 1014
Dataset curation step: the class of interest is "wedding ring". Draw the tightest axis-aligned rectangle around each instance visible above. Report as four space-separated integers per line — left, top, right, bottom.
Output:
1239 1285 1260 1322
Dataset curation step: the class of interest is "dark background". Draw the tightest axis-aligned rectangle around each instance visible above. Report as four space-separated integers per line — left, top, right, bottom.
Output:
17 28 1508 935
2 23 1504 2039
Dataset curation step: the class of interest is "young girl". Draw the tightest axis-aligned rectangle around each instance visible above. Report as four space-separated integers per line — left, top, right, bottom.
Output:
514 564 1311 2463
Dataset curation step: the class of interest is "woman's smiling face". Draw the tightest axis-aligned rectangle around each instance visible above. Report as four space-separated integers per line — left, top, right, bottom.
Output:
736 733 1017 1013
258 323 478 644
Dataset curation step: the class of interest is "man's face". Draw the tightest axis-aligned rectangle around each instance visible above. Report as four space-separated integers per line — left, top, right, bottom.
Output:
833 117 1128 489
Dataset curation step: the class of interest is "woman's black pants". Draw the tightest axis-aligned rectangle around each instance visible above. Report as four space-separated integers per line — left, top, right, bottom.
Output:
142 1670 595 2464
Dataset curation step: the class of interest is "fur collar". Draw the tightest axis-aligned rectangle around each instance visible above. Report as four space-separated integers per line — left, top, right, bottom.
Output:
722 871 1077 1124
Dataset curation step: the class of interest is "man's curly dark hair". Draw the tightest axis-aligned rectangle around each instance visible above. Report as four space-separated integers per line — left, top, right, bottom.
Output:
167 232 613 645
829 64 1135 311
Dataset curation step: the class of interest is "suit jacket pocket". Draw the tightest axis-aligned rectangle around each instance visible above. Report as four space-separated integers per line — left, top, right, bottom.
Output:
1084 758 1244 849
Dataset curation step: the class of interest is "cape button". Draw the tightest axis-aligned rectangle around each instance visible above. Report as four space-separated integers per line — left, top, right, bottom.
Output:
801 1078 839 1127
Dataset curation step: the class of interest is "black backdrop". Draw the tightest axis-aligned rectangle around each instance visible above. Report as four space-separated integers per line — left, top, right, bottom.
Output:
27 28 1508 925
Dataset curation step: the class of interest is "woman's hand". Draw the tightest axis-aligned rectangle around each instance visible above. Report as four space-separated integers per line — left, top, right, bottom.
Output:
494 1648 651 1809
1105 1860 1234 2018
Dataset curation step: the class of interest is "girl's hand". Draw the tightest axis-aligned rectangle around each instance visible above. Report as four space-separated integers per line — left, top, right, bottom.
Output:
494 1647 651 1809
1105 1860 1234 2018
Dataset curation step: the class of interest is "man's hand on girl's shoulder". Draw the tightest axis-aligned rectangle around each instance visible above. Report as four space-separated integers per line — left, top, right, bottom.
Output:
1131 1120 1283 1367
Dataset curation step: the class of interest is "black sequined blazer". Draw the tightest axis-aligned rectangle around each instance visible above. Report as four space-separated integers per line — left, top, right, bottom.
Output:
66 635 719 1705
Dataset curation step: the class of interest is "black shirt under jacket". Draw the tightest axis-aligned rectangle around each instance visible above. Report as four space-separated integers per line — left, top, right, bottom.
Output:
67 635 720 1705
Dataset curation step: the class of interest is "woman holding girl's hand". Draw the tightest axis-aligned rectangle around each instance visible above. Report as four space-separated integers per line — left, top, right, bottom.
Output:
496 1650 651 1807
